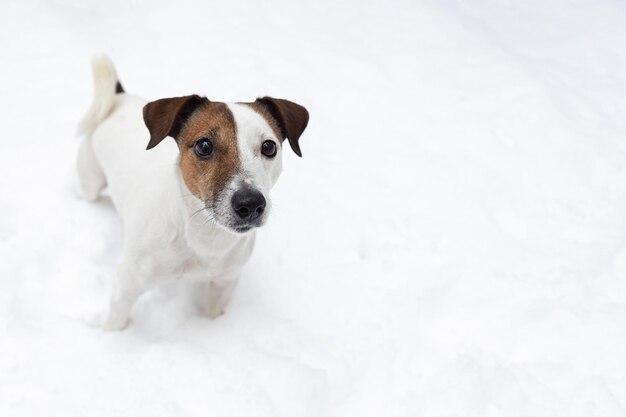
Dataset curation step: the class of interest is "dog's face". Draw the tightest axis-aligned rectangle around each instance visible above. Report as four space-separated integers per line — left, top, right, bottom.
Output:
143 95 308 234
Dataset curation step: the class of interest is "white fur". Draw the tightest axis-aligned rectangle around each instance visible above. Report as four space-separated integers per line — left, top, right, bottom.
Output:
76 58 282 330
77 55 119 138
219 103 284 226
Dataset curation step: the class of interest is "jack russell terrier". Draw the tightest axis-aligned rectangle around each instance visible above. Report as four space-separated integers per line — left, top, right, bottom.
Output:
76 56 309 330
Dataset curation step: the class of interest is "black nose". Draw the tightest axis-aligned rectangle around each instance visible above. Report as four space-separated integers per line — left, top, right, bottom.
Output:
231 190 266 220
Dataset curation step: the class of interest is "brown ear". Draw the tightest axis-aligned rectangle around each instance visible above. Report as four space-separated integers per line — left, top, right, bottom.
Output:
255 97 309 157
143 95 209 150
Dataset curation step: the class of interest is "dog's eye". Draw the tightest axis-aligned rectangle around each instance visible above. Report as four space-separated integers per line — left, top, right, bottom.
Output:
194 138 213 158
261 140 277 157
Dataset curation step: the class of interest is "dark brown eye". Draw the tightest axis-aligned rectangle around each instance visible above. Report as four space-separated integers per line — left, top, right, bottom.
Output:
261 140 277 157
194 138 213 158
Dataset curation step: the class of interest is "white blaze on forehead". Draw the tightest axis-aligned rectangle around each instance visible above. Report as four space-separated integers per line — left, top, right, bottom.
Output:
227 103 277 162
226 102 283 192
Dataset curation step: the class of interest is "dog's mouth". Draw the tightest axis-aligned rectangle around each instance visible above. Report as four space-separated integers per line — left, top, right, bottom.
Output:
219 218 265 235
230 223 256 234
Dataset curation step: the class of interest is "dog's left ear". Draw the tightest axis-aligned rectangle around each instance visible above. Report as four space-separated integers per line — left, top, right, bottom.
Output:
255 97 309 157
143 95 209 150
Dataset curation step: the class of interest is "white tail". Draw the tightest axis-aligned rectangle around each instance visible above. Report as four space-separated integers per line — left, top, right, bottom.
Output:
77 55 121 137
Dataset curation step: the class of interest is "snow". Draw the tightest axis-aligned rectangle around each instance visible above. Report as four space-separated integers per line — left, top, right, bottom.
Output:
2 0 626 415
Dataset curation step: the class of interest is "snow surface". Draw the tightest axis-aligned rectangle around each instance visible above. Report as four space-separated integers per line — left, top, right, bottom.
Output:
2 0 626 415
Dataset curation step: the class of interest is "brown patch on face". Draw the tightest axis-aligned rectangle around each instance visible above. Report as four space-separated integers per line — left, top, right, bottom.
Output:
175 102 240 203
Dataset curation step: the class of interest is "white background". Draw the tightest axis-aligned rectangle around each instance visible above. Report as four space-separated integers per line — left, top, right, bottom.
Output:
1 0 626 416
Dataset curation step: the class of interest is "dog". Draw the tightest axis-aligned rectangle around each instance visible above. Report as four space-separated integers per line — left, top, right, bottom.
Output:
76 56 309 330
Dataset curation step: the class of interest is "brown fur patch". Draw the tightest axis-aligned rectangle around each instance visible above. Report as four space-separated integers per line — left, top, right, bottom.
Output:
143 95 208 150
176 102 240 203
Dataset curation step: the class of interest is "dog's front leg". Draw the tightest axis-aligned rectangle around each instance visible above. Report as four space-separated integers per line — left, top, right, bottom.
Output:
207 273 240 319
103 262 150 331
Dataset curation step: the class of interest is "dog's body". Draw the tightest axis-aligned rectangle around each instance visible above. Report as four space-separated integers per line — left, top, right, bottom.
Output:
77 57 308 330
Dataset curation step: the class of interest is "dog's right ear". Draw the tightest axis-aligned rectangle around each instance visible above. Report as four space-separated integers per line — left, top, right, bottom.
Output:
143 95 209 150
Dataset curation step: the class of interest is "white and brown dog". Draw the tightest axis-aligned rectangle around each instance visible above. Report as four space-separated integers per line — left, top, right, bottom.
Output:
76 56 308 330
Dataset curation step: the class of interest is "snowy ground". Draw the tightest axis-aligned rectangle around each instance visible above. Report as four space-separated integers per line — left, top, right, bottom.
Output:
2 0 626 415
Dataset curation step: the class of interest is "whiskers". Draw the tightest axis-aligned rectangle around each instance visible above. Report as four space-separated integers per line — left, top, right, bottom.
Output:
189 206 207 219
189 203 216 226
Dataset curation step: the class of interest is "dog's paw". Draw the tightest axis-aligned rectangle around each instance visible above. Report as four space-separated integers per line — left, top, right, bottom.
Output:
103 314 130 331
65 168 84 199
77 181 102 202
207 307 225 320
80 310 108 329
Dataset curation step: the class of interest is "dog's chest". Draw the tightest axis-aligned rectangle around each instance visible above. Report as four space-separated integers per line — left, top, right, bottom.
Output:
173 254 223 281
152 232 255 282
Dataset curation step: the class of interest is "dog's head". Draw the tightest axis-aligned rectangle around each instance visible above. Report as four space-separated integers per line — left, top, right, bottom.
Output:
143 95 308 234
